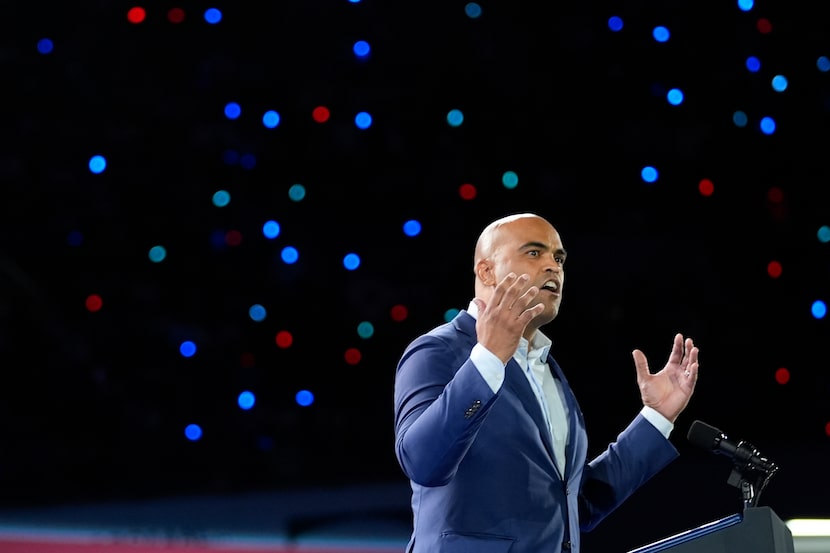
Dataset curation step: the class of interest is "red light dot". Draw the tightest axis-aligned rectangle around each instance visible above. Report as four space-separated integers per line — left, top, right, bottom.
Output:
240 352 256 368
459 183 477 200
825 421 830 438
767 186 784 204
312 106 330 123
127 6 147 23
774 367 789 385
698 178 714 197
767 260 782 278
757 18 772 34
85 294 103 312
225 229 243 246
344 347 362 365
168 8 185 23
275 331 294 348
390 304 409 322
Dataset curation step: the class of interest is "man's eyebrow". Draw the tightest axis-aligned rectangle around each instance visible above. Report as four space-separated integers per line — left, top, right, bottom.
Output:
519 242 567 257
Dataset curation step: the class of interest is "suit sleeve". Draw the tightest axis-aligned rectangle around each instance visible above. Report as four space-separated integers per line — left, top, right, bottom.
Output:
394 333 498 487
577 413 680 531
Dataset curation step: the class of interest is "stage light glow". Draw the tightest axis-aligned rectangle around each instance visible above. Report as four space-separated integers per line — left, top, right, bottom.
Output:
37 38 54 54
608 16 623 32
343 253 361 270
240 153 256 170
223 149 239 165
746 56 761 72
698 178 714 197
390 304 408 321
212 190 231 207
180 341 197 357
344 348 361 365
238 391 255 410
262 220 281 239
774 367 790 385
502 171 518 189
652 26 670 42
67 230 83 246
168 8 185 23
447 109 464 126
355 111 373 129
148 245 167 263
641 166 658 183
757 18 772 34
312 106 330 122
759 116 776 134
459 183 477 200
403 219 422 237
767 186 784 203
465 2 482 18
817 225 830 243
184 424 202 441
224 102 241 120
767 260 782 278
737 0 754 11
281 246 298 264
85 294 103 312
263 110 280 128
127 6 146 24
249 304 266 322
357 321 374 338
817 56 830 72
732 110 748 127
444 308 460 322
353 40 370 58
225 230 242 246
771 75 788 92
811 300 827 319
667 88 684 105
204 8 222 24
296 390 314 406
288 184 306 201
89 155 107 174
275 331 293 348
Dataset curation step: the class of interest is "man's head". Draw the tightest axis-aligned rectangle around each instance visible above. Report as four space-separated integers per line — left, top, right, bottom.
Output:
473 213 566 335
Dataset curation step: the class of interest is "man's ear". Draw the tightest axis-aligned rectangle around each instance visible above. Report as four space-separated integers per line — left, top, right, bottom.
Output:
475 259 494 285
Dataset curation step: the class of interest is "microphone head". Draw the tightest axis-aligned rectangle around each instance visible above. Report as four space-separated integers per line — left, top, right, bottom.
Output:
687 419 724 451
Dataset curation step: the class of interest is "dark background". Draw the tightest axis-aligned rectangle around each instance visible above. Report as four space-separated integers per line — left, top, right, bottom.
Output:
1 0 829 550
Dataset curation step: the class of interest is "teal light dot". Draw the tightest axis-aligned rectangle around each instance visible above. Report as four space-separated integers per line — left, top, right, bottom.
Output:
818 225 830 243
148 245 167 263
212 190 231 207
357 321 374 339
502 171 519 189
288 184 306 202
444 308 460 322
447 109 464 127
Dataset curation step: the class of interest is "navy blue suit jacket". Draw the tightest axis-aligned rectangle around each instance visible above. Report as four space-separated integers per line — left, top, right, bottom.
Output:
393 310 679 553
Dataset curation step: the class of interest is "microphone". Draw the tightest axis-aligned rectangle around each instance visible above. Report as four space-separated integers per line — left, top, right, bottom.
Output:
687 420 778 474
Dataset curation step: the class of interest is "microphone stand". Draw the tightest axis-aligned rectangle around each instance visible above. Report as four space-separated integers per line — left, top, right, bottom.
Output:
724 440 779 511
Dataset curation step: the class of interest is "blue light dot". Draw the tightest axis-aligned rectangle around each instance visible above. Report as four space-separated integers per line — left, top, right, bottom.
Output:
444 308 460 322
180 341 197 357
212 190 231 207
817 56 830 72
204 8 223 24
37 38 54 54
222 149 239 165
811 300 827 319
465 2 482 18
447 109 464 127
818 225 830 243
263 220 281 239
288 184 306 202
357 321 374 339
759 116 776 134
403 219 422 237
148 245 167 263
502 171 519 189
184 424 203 441
296 390 315 406
608 16 623 32
737 0 754 11
343 253 361 270
238 391 256 410
249 304 267 322
224 102 241 120
67 230 83 247
746 56 761 72
353 40 370 58
771 75 788 92
667 88 684 105
355 111 373 129
641 166 659 183
240 153 256 170
263 110 281 128
281 246 299 264
652 26 670 42
732 110 748 127
88 155 107 174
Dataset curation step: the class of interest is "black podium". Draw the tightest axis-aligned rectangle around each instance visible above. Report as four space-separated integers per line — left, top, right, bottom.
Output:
628 506 795 553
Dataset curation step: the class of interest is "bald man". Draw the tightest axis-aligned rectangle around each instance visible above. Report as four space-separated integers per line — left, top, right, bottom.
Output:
393 212 700 553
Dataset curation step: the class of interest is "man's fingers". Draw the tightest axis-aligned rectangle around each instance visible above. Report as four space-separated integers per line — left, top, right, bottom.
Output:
632 349 650 378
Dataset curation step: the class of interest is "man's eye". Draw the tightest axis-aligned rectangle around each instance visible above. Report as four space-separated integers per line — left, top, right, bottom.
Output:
528 250 539 256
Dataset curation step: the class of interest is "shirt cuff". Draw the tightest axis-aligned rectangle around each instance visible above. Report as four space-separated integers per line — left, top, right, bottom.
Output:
471 343 505 393
640 405 674 439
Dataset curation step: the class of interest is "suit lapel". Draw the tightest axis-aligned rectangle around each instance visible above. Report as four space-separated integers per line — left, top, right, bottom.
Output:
505 359 557 465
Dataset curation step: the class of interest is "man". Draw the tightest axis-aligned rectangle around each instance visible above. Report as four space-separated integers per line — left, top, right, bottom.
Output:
393 212 700 553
